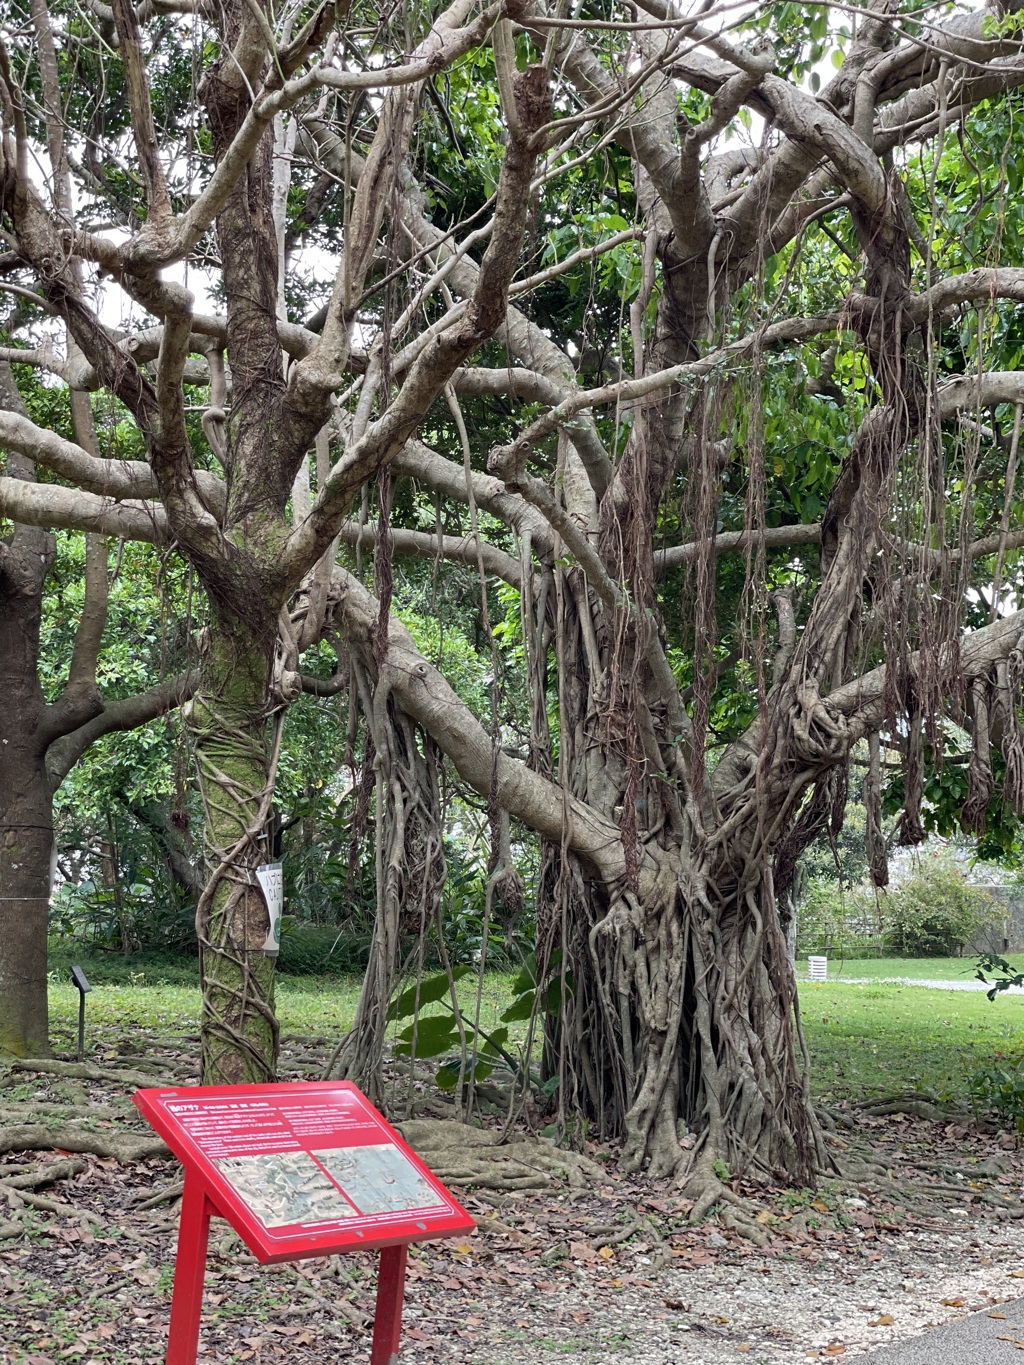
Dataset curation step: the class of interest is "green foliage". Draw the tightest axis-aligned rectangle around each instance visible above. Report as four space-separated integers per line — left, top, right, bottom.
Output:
968 1059 1024 1131
384 949 570 1095
277 921 369 976
796 877 886 959
884 858 992 957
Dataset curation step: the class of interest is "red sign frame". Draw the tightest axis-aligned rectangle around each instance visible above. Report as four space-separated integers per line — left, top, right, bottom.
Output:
135 1081 475 1365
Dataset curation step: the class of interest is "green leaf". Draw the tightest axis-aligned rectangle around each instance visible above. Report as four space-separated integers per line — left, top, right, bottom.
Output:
393 1014 460 1058
501 992 537 1022
436 1059 495 1090
387 967 471 1022
479 1026 509 1058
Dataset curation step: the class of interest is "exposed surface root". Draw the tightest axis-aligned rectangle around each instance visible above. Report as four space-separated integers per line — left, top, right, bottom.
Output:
859 1098 970 1123
0 1124 170 1162
398 1119 607 1192
6 1057 178 1089
0 1157 95 1242
132 1179 185 1210
678 1154 771 1246
0 1158 86 1190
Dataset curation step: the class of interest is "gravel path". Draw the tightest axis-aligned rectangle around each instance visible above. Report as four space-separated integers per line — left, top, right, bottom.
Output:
436 1216 1024 1364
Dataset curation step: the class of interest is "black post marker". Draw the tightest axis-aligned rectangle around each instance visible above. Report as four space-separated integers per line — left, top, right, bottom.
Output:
70 965 92 1062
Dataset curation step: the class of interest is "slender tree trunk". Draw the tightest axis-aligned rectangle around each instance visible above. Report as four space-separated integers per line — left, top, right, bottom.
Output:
0 760 53 1059
0 365 54 1058
192 611 280 1084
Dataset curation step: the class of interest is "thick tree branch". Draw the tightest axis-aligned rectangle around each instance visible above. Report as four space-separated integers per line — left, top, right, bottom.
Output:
45 672 199 791
0 478 168 544
109 0 172 222
120 0 500 274
486 313 842 453
330 566 629 884
337 521 525 588
282 63 553 580
0 410 226 514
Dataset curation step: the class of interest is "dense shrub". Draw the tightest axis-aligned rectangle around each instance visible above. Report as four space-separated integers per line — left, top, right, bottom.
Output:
795 878 887 959
883 858 992 957
277 920 369 975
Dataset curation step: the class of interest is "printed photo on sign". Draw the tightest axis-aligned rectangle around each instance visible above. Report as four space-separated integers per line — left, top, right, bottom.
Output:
215 1152 357 1227
313 1143 444 1215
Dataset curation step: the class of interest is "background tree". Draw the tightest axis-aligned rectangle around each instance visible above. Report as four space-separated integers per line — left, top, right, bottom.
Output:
5 0 1024 1215
0 360 192 1056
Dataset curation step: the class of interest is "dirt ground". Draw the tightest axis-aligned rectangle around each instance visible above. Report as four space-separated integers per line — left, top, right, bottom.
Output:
3 1038 1024 1365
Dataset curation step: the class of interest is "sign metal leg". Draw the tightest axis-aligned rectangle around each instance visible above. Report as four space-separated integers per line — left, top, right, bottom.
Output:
166 1173 213 1365
370 1243 408 1365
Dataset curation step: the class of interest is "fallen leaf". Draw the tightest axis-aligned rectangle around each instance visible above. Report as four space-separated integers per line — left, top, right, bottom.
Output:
868 1315 894 1327
1008 1270 1024 1279
990 1313 1008 1320
941 1298 965 1307
598 1245 615 1260
452 1242 474 1254
823 1346 847 1357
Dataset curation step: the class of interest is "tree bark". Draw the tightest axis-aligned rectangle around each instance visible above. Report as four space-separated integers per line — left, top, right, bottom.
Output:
0 362 56 1058
0 674 54 1059
191 611 280 1084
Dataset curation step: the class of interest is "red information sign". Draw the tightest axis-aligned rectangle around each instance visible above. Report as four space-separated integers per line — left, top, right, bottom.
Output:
134 1082 474 1365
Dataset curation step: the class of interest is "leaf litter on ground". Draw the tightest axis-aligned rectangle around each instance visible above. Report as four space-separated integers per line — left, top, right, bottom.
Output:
3 1036 1024 1363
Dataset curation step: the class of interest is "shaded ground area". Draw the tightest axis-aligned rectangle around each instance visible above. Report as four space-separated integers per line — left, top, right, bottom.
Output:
2 1024 1024 1364
4 1127 1024 1365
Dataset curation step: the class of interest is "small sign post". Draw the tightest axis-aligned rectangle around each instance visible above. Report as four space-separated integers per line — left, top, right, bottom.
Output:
69 965 92 1062
134 1081 474 1365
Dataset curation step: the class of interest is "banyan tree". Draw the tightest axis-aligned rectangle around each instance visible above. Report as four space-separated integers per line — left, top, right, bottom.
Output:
4 0 1024 1204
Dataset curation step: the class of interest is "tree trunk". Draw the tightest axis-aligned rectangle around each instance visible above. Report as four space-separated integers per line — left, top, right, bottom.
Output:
0 760 53 1059
544 824 824 1185
0 364 54 1059
192 612 280 1084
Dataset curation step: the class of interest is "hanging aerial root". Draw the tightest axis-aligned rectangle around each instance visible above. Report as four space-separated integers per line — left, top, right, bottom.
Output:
865 731 889 887
962 677 995 833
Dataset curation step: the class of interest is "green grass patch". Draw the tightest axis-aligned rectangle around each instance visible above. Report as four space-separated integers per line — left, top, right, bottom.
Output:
46 972 521 1055
800 981 1024 1104
798 955 1024 982
42 972 1024 1114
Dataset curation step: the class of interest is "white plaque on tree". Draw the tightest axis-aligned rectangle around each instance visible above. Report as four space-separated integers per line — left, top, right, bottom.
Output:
255 862 284 955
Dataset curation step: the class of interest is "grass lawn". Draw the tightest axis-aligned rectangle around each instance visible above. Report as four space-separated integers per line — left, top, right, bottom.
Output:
44 971 1024 1113
801 980 1024 1104
797 954 1024 982
45 971 519 1051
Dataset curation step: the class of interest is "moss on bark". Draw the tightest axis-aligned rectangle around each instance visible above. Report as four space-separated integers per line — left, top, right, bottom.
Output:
191 614 280 1084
